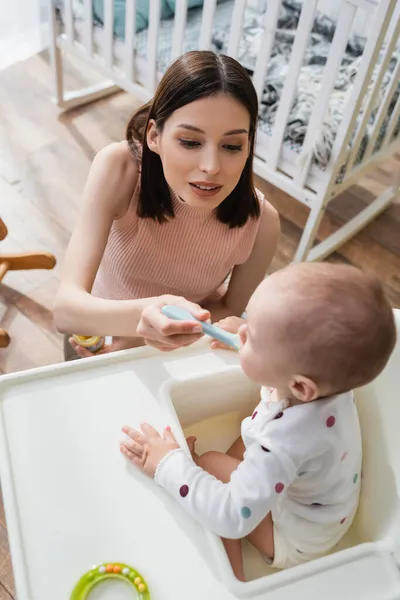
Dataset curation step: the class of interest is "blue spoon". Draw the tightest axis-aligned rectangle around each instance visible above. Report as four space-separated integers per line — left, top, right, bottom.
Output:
161 305 240 351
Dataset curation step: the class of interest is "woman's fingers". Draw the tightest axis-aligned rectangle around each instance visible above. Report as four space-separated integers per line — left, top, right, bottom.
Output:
172 296 210 322
137 296 209 337
69 337 112 357
144 333 203 350
69 338 93 358
137 310 202 339
136 295 211 351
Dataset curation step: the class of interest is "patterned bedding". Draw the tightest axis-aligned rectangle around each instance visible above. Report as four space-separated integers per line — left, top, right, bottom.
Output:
58 0 400 172
212 1 400 171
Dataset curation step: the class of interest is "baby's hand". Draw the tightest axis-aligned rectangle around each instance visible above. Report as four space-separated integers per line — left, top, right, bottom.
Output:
120 424 180 478
211 316 246 351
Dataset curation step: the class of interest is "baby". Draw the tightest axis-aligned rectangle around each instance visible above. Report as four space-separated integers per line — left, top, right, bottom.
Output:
120 263 396 581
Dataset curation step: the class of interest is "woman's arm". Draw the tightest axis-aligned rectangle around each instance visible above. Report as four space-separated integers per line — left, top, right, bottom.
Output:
54 142 146 337
204 200 280 321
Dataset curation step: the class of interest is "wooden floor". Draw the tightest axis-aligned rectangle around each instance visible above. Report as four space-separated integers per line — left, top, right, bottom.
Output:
0 51 399 596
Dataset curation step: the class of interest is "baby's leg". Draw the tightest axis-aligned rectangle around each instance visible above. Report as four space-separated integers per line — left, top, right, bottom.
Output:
227 436 246 461
195 450 275 576
247 513 274 562
195 451 245 581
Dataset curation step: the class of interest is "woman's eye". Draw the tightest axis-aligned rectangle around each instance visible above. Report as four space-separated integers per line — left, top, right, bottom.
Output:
179 139 201 148
224 144 243 152
178 140 243 152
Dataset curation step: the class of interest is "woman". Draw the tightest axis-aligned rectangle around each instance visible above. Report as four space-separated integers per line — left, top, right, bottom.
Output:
54 51 280 358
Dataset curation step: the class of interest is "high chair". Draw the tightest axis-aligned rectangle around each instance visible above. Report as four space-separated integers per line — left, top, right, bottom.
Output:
0 311 398 599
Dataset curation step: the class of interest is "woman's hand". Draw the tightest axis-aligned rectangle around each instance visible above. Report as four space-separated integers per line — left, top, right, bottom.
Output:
120 424 180 478
68 336 138 358
136 295 210 352
211 316 246 351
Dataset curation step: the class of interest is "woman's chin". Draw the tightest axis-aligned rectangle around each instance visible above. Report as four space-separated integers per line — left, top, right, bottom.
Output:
178 193 220 211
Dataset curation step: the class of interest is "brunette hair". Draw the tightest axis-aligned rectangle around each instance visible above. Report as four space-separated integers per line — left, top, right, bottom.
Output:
269 263 397 393
126 51 260 227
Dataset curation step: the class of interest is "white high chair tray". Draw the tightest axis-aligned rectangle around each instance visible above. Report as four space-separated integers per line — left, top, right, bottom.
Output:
0 341 399 600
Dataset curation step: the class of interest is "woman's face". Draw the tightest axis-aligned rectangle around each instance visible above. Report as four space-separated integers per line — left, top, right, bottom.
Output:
147 94 251 210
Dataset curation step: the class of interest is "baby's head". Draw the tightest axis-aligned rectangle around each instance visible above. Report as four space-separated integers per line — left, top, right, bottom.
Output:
239 263 396 402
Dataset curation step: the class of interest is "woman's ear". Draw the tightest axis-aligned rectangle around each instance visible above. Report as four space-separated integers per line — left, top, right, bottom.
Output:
289 375 320 403
146 119 160 154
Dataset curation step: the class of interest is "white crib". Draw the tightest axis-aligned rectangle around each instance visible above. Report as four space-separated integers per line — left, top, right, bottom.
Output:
47 0 400 262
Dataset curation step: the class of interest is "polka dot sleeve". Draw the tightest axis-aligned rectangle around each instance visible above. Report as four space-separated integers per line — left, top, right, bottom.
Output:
154 444 296 539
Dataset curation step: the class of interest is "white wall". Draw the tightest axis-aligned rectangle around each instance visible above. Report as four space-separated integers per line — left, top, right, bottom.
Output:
0 0 47 71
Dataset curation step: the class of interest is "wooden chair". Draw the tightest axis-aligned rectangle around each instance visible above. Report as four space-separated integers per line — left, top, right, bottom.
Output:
0 218 56 348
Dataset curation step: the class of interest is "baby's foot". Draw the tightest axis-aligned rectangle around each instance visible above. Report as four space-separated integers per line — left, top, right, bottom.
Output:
186 436 198 460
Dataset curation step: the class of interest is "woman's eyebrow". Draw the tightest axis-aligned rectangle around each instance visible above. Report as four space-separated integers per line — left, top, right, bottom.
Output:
176 124 248 135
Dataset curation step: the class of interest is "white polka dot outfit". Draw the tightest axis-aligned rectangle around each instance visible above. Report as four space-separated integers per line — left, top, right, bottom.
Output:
155 388 362 568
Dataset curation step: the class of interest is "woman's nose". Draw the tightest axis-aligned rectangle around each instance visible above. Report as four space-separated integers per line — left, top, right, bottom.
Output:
200 148 220 176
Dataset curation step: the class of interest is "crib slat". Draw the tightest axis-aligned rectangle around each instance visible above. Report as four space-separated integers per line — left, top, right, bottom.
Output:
226 0 246 59
359 42 400 163
252 1 282 103
267 0 319 171
171 0 188 61
103 0 114 69
347 15 400 171
328 0 397 184
83 0 93 55
381 91 400 148
294 2 357 187
64 0 74 44
147 0 161 93
345 0 381 10
124 0 136 81
199 0 217 50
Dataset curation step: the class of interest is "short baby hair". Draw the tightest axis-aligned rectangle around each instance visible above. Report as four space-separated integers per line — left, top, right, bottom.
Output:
272 263 396 393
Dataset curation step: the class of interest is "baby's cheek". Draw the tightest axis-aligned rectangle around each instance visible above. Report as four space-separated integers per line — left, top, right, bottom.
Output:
239 348 253 379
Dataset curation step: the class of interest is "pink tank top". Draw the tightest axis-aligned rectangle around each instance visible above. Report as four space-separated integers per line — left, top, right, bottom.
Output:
92 183 265 303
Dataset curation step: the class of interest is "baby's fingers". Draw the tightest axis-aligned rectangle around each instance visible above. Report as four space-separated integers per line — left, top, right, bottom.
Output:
121 425 143 443
120 436 143 457
140 423 160 439
210 340 235 351
120 444 144 468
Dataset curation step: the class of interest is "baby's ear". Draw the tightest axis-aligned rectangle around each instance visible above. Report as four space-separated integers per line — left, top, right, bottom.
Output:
289 375 319 403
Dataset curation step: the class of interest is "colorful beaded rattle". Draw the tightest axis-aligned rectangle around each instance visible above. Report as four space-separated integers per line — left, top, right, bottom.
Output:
70 562 150 599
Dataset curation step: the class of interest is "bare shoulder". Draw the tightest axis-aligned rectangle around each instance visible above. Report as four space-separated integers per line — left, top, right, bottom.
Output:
94 141 138 179
88 142 139 217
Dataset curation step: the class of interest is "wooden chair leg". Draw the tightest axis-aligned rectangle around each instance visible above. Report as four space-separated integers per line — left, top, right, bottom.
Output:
0 219 7 241
0 252 56 272
0 219 57 350
0 330 10 348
